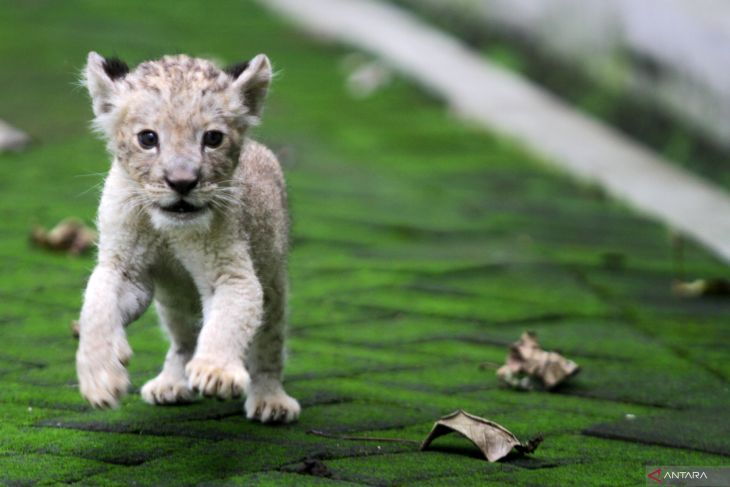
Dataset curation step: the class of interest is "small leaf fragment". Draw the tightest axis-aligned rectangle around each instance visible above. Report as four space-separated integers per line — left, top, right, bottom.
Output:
497 332 579 390
71 320 80 339
421 409 542 462
672 279 730 298
31 218 97 255
0 119 30 152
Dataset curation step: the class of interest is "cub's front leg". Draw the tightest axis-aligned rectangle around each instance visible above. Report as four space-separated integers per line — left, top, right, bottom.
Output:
245 269 300 423
76 262 152 408
184 247 262 401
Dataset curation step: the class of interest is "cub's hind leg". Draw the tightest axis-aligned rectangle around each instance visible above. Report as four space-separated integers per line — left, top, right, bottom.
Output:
141 283 200 405
244 270 300 423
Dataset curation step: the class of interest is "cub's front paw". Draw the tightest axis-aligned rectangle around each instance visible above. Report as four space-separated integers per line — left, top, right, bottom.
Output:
245 382 300 423
141 373 195 405
185 356 249 400
76 339 131 408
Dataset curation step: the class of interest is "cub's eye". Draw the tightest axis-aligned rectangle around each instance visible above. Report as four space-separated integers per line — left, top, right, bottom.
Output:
202 130 224 148
137 130 158 150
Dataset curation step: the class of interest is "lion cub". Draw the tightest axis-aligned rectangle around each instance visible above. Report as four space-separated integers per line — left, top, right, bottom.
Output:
75 52 300 423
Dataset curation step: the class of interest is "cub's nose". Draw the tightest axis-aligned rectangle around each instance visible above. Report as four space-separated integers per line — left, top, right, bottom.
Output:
164 169 199 196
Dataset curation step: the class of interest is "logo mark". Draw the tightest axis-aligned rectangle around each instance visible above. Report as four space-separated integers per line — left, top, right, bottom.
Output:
648 468 662 484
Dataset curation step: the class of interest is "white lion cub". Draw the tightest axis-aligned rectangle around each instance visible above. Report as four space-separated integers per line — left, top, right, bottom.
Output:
75 52 300 423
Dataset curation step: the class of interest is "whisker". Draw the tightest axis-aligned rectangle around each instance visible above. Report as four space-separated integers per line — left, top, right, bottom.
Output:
76 181 105 198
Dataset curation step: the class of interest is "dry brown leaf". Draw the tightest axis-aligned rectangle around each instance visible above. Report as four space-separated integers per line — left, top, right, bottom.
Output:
421 410 542 462
496 332 579 390
672 279 730 298
71 320 80 339
31 218 97 255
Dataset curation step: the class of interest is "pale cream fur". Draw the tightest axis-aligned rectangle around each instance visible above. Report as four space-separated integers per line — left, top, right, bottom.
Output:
76 52 300 423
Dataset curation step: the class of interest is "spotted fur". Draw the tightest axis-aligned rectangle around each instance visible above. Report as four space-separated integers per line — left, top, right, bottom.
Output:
76 52 300 423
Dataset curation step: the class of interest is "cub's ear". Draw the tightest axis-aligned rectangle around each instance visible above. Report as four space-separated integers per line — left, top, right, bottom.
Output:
84 51 129 117
226 54 272 124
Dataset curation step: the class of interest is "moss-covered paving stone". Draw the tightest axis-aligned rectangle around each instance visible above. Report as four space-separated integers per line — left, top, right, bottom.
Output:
335 283 605 324
632 315 730 381
36 400 252 435
138 416 409 458
584 407 730 456
366 361 501 395
480 433 729 487
319 450 513 485
286 338 442 381
2 421 198 466
402 433 730 486
1 0 729 484
295 315 488 345
37 398 438 440
0 381 88 412
555 354 730 409
80 440 301 486
201 471 362 486
0 453 112 485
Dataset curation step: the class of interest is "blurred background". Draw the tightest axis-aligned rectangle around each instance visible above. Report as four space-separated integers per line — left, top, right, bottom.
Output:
1 1 729 485
393 0 730 187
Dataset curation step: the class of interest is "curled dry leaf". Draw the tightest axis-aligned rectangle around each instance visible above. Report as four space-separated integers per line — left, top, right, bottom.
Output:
497 332 579 390
672 279 730 298
31 218 97 256
421 410 542 462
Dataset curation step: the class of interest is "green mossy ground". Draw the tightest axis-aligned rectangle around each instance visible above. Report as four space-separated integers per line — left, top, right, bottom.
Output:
1 1 729 485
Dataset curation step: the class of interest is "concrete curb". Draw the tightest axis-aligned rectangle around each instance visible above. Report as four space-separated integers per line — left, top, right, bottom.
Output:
261 0 730 265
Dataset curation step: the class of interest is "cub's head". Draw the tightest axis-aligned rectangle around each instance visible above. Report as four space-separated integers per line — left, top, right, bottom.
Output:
83 52 272 229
